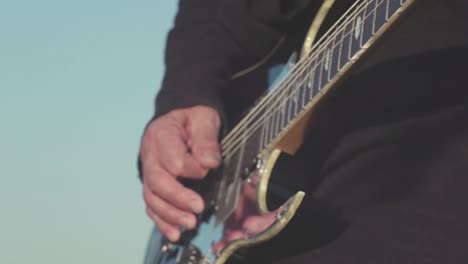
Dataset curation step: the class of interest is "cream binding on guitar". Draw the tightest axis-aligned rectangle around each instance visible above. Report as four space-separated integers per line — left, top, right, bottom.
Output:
153 0 418 263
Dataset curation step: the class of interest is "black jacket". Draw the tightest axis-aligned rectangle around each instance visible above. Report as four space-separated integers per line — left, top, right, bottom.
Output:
150 0 468 199
154 0 468 122
145 1 468 262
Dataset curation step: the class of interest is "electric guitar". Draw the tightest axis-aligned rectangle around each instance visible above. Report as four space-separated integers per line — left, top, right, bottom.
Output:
151 0 419 263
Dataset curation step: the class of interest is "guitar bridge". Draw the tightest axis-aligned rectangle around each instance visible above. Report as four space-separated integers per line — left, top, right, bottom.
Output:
158 242 212 264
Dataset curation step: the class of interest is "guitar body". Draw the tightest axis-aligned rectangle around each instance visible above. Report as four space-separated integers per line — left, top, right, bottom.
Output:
154 51 307 264
149 0 419 263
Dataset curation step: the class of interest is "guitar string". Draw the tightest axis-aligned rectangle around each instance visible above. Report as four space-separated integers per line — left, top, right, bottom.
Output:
219 0 370 154
220 0 378 158
220 0 377 159
222 0 400 152
221 0 396 157
219 0 364 147
220 0 397 160
221 28 349 159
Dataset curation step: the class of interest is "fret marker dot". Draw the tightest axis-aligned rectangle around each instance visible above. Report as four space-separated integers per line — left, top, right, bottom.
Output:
355 16 362 39
307 73 313 89
324 48 331 71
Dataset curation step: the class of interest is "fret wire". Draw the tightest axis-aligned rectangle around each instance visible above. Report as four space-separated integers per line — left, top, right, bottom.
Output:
327 45 332 81
275 112 279 141
275 106 281 137
273 103 278 133
360 1 367 47
272 108 277 140
221 0 366 153
259 118 265 153
236 36 347 154
270 112 276 146
222 0 402 159
225 3 369 156
294 82 300 116
386 0 390 20
270 113 276 143
308 61 316 100
292 89 296 119
318 51 324 93
337 29 343 71
280 99 285 133
348 19 353 60
265 116 269 151
277 99 283 133
285 86 292 129
373 0 378 34
221 0 368 151
266 114 272 145
330 34 339 75
282 97 287 130
243 43 339 153
234 137 246 179
264 115 270 150
288 85 294 122
225 13 371 156
292 61 305 118
291 75 299 120
331 39 336 80
375 0 389 33
261 117 265 151
302 69 309 108
301 70 307 109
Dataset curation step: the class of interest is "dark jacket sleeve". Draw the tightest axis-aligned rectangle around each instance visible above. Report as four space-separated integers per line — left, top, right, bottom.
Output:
155 0 235 120
154 0 321 120
139 0 324 180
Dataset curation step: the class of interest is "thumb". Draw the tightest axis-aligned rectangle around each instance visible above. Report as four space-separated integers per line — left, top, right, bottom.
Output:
186 106 222 169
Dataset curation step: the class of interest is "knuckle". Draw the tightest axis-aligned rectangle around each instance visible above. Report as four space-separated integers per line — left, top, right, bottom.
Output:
166 159 185 176
140 147 158 164
150 176 180 203
190 107 220 128
145 206 153 218
192 141 219 155
150 176 166 193
209 115 221 130
142 188 153 205
203 109 221 127
144 119 173 142
151 127 167 141
143 121 160 142
143 168 163 190
159 226 173 238
193 139 217 148
166 210 182 222
142 128 154 144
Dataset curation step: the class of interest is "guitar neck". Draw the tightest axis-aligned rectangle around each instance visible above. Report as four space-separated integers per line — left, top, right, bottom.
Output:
213 0 418 224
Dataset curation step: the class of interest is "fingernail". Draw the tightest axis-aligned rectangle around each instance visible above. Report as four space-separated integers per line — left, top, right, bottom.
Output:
182 215 195 229
190 199 203 213
203 151 221 166
167 230 179 242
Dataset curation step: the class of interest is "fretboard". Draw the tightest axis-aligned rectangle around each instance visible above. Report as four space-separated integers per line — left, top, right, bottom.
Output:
214 0 417 223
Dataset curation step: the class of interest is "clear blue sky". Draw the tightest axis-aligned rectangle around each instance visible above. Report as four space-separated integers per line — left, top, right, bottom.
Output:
0 1 177 263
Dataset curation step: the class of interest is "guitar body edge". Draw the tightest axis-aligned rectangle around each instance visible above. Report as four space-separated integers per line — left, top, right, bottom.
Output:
215 149 305 263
